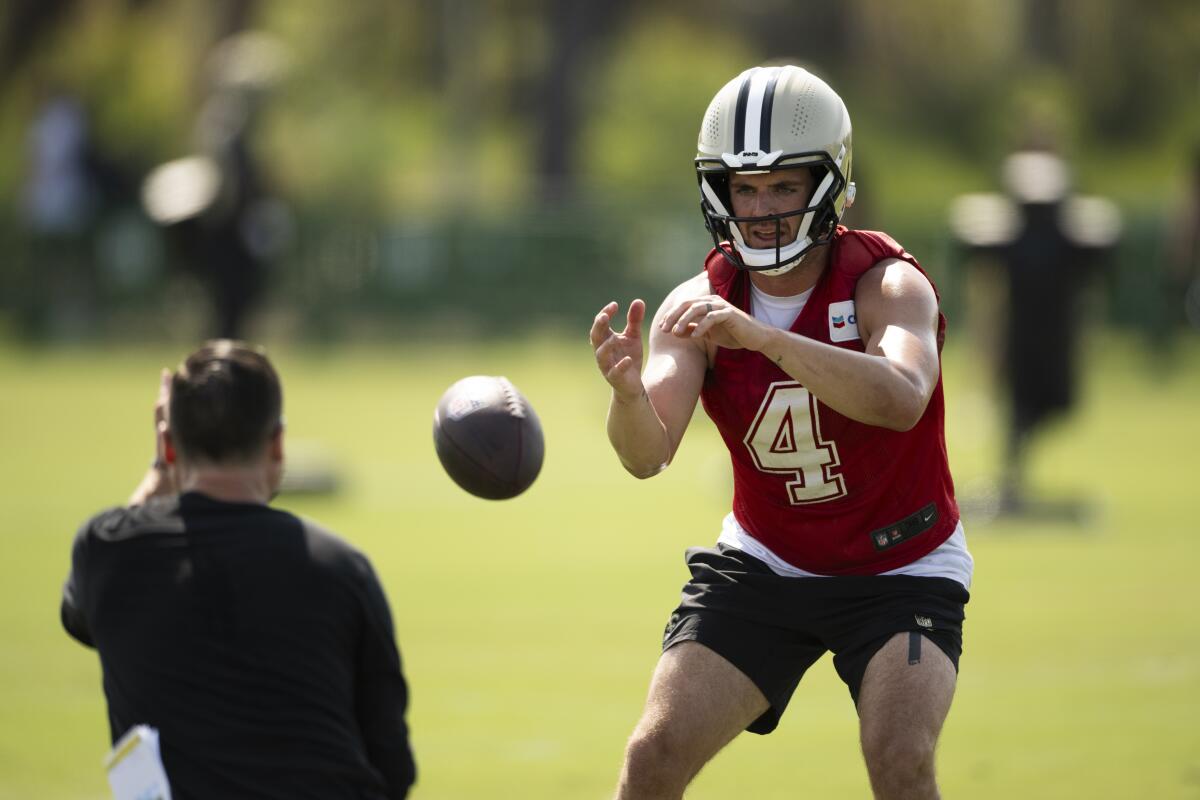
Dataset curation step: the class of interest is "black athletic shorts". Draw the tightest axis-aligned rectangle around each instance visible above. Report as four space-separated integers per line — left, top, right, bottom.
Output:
661 544 970 735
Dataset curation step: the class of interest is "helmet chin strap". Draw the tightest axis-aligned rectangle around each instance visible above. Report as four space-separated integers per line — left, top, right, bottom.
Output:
735 233 810 274
757 256 802 277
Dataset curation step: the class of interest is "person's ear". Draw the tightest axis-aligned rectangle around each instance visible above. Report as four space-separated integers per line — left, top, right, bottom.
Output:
162 429 177 465
269 425 284 462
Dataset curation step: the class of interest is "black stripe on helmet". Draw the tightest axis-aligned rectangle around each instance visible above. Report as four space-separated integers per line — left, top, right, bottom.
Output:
760 69 780 153
733 71 753 155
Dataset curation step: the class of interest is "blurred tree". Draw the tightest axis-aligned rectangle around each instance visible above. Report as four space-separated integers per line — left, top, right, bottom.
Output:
0 0 80 83
840 0 1019 153
580 11 753 200
1 0 1197 336
1055 0 1200 143
536 0 632 202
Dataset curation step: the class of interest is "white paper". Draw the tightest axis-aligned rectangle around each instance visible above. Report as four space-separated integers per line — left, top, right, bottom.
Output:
105 725 173 800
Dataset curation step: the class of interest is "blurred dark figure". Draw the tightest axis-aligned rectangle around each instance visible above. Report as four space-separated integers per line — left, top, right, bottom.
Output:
1166 147 1200 333
181 91 271 341
142 32 292 340
951 147 1120 515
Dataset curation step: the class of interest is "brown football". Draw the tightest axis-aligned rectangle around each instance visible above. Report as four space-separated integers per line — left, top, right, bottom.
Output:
432 376 544 500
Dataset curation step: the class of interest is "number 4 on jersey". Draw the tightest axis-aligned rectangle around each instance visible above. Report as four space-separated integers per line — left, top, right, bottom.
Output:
743 381 847 504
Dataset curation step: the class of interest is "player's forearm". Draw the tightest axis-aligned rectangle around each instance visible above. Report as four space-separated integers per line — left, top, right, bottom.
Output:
759 328 930 430
606 390 672 478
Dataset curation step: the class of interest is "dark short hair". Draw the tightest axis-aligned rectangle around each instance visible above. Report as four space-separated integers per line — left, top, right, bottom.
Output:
169 340 283 464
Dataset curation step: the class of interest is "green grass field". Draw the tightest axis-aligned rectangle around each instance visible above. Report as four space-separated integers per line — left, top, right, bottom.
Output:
1 332 1198 799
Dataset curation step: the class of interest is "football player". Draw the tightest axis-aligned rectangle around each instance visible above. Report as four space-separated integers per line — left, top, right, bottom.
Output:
590 64 971 799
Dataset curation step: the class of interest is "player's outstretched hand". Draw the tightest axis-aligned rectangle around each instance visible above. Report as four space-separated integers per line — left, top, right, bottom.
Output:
660 295 769 352
590 300 646 402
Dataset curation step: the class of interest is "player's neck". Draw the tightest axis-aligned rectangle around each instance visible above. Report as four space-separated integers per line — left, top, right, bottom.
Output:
749 246 829 297
177 462 278 504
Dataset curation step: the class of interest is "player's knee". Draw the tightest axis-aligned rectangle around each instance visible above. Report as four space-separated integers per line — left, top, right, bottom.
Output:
861 732 937 797
621 726 694 793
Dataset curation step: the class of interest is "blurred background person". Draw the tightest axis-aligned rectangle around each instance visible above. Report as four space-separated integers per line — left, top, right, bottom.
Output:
20 85 105 337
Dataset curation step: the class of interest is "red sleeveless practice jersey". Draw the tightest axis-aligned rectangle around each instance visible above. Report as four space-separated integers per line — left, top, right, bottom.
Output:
699 226 959 575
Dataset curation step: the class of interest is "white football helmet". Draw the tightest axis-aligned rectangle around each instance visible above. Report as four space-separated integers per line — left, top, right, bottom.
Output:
697 65 855 275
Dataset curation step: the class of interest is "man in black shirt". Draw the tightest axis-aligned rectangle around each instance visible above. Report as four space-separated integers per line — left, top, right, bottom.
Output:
62 340 416 799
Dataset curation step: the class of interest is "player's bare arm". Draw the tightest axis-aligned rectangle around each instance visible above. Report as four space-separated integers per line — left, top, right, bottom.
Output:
663 258 941 431
591 275 710 478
